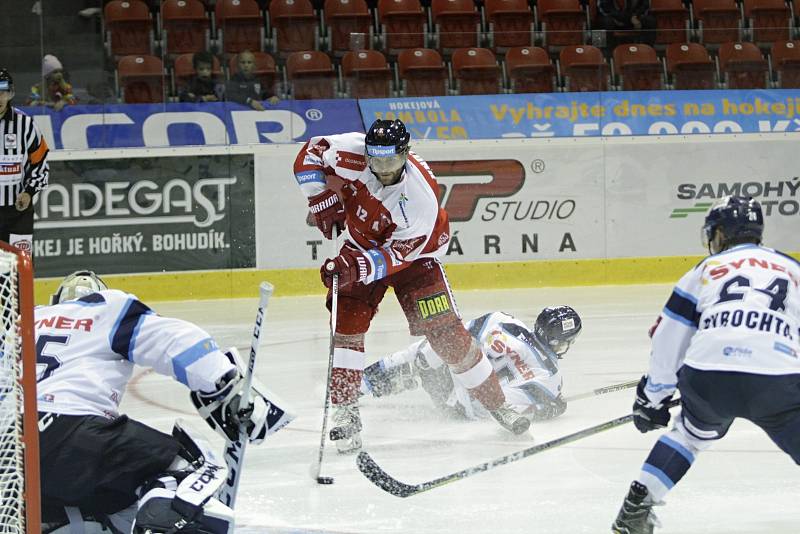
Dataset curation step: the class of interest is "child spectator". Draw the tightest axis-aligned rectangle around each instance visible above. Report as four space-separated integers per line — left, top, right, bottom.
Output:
28 55 78 111
179 51 224 103
224 50 279 110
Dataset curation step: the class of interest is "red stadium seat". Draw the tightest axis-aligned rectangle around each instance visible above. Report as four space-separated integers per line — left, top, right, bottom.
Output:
228 51 278 96
397 48 449 95
324 0 373 57
215 0 265 55
269 0 320 59
692 0 742 46
484 0 535 53
537 0 587 49
771 40 800 87
649 0 691 46
559 45 608 91
161 0 211 56
342 50 393 97
378 0 428 56
172 53 223 93
718 41 769 88
612 43 663 90
505 46 556 93
104 0 154 58
743 0 793 46
286 51 336 99
451 47 502 94
118 55 165 103
431 0 482 54
665 42 717 89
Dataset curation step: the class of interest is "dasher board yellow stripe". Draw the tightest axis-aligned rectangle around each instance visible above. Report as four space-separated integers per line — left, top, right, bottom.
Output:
34 252 800 304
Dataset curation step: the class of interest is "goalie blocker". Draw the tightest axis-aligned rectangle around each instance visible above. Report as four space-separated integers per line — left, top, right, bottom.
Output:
190 348 295 445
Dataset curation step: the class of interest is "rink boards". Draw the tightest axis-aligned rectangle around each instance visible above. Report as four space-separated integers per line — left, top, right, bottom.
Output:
33 134 800 302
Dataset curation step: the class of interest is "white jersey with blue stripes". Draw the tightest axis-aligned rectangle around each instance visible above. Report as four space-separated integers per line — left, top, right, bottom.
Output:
414 311 563 417
34 289 235 418
646 244 800 403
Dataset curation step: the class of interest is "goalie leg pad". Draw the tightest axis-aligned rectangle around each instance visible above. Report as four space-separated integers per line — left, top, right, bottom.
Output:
133 488 233 534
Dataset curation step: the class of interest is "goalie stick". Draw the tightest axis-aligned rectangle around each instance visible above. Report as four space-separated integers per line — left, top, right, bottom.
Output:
219 281 274 508
356 398 680 498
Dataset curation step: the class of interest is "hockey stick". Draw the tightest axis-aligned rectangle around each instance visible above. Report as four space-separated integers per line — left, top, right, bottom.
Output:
220 281 274 508
563 379 639 403
311 227 339 485
356 398 680 498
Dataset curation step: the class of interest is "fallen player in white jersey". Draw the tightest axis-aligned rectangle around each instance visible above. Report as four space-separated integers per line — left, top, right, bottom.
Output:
37 271 295 534
360 306 582 427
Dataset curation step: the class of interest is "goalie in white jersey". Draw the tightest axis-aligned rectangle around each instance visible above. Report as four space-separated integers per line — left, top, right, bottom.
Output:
611 196 800 534
36 271 294 534
360 306 582 425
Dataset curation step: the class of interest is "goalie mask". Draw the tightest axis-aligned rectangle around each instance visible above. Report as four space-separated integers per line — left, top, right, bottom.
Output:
51 270 108 304
534 306 582 357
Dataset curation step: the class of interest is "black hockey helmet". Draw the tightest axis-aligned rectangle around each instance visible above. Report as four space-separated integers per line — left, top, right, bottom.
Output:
0 69 13 92
364 119 411 184
701 195 763 255
534 306 582 357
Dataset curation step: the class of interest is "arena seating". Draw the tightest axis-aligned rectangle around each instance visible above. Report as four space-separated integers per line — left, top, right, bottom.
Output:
98 0 800 99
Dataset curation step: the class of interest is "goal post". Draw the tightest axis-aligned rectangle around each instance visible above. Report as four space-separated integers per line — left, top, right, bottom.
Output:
0 241 40 533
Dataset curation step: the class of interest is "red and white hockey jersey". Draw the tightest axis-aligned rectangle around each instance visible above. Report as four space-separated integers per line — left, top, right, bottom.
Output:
294 132 450 283
34 289 236 418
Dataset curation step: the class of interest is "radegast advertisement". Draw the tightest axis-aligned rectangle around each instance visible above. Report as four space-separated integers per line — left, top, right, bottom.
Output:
359 90 800 139
33 155 256 276
21 100 363 150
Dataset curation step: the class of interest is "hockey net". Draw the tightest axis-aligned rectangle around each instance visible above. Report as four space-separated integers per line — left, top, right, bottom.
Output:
0 242 40 533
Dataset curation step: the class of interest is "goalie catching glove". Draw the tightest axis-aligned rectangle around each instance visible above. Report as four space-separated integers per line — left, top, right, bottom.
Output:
190 348 295 444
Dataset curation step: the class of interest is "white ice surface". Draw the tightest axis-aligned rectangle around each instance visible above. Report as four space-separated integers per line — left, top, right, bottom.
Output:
123 285 798 534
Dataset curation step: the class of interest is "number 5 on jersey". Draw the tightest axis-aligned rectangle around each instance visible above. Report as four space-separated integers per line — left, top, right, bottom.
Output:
36 335 68 381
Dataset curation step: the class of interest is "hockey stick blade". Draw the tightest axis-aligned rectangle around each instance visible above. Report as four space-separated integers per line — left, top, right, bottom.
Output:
357 399 680 498
356 452 421 498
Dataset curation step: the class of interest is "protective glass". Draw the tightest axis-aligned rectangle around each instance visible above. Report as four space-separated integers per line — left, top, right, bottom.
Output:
366 145 407 176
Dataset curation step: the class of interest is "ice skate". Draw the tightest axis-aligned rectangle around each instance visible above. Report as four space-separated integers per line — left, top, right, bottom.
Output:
489 403 531 435
363 361 418 397
611 481 661 534
329 402 363 454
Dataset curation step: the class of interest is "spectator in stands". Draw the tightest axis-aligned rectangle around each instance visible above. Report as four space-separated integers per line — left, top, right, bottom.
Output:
179 51 224 103
27 55 78 111
225 50 279 110
596 0 657 50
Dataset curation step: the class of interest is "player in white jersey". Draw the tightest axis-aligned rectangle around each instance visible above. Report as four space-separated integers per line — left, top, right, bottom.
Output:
37 271 294 534
361 306 582 426
611 196 800 534
295 119 529 452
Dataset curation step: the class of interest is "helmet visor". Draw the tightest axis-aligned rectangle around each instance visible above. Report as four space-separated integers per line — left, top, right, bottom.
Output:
366 144 407 176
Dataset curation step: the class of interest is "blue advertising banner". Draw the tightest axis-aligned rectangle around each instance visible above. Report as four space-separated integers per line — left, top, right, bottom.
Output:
359 90 800 139
19 100 364 150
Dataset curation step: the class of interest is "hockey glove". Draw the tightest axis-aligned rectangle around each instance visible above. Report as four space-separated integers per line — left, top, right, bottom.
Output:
632 375 673 433
308 189 346 240
191 369 293 445
321 249 372 288
520 382 568 421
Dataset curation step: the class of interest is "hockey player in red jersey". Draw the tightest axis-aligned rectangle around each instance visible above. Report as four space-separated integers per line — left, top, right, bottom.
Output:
294 119 530 453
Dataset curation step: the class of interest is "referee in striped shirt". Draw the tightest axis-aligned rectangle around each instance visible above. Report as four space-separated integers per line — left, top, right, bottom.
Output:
0 68 49 254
